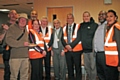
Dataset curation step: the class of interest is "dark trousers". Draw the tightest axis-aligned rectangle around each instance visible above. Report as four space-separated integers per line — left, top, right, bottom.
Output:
43 51 51 80
30 58 43 80
65 51 82 80
3 60 10 80
96 51 109 80
106 66 119 80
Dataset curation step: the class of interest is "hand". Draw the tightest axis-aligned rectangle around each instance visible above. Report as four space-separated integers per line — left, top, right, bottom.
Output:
65 45 72 51
118 66 120 71
2 24 9 30
61 50 65 56
24 42 29 46
51 50 54 56
42 50 46 57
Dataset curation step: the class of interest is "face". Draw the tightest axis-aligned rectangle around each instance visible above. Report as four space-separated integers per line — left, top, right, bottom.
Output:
67 15 74 25
31 11 38 20
54 20 60 29
41 18 48 28
98 11 106 23
8 10 17 21
32 20 40 30
83 12 90 22
18 18 27 28
106 12 117 25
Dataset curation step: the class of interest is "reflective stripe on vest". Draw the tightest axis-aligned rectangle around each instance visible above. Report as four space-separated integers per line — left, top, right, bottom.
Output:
40 27 52 51
29 29 44 59
104 23 120 66
63 24 83 52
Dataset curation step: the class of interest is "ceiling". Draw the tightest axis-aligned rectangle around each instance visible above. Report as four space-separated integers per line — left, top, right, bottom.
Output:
0 0 33 15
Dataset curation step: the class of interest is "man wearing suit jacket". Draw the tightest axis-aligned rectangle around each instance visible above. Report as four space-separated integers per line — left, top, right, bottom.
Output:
40 16 52 80
48 19 66 80
62 13 83 80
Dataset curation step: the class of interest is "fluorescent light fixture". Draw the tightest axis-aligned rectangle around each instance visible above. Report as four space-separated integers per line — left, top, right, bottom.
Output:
0 9 10 12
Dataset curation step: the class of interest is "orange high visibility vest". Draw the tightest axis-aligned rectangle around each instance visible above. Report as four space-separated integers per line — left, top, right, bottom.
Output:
26 20 33 32
63 24 83 52
104 22 120 67
39 27 52 51
29 29 44 59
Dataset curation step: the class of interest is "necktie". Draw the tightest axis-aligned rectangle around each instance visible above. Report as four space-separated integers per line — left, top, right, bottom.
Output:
68 26 72 43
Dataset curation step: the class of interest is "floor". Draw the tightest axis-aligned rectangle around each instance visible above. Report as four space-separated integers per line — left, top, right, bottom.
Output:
0 67 89 80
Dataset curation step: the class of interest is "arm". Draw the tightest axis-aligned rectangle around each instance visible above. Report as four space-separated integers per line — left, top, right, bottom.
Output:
48 32 54 47
69 26 81 48
114 27 120 66
61 30 67 47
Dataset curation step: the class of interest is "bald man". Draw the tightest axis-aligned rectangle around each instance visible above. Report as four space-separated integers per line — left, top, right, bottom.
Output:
27 10 38 30
1 10 18 80
30 10 38 20
93 10 109 80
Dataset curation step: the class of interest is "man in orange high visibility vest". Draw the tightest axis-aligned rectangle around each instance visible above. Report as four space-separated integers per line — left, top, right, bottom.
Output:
27 10 38 31
39 16 52 80
62 13 83 80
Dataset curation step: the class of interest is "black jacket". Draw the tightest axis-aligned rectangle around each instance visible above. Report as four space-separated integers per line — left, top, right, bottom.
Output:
70 17 98 53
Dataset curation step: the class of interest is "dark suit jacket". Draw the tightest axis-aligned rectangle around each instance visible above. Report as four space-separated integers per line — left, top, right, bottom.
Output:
61 23 80 49
48 27 64 51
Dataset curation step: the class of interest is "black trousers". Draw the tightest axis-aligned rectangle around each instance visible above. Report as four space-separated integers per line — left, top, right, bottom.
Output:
30 58 43 80
96 51 109 80
65 51 82 80
106 66 119 80
96 51 119 80
43 51 51 80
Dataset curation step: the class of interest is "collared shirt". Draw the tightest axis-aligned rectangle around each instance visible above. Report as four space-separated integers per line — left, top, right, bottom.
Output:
41 27 46 37
93 21 107 52
53 27 60 48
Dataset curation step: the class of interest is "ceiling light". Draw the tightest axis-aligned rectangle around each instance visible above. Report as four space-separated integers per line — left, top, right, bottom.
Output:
0 9 10 12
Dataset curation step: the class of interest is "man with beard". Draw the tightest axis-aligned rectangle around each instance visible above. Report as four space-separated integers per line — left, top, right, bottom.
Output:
93 10 109 80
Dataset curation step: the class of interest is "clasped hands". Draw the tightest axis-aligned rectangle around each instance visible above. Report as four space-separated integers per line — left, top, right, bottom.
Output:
65 45 72 51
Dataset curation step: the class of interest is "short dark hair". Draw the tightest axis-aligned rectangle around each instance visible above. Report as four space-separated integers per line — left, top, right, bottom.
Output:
108 9 118 19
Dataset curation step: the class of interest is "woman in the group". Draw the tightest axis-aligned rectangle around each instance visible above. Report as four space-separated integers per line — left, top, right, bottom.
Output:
28 19 46 80
104 10 120 80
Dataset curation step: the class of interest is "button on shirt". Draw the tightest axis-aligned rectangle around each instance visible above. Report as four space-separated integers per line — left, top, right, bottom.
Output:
53 28 60 48
93 21 107 52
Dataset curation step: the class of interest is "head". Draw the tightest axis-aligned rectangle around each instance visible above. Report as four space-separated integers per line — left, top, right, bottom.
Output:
98 10 107 23
83 11 91 22
32 19 40 31
30 10 38 20
8 10 18 22
18 13 28 29
40 16 48 28
106 10 118 25
67 13 74 25
53 19 61 29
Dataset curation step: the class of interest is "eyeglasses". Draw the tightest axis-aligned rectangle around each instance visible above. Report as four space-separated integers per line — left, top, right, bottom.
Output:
98 13 106 16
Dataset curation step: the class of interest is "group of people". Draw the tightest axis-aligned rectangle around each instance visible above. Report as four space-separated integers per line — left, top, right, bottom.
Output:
0 9 120 80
